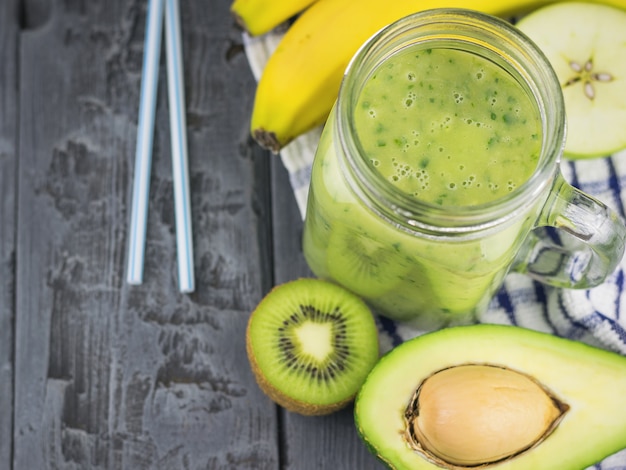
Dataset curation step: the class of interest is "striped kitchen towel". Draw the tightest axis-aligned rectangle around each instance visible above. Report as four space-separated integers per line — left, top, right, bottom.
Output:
244 29 626 468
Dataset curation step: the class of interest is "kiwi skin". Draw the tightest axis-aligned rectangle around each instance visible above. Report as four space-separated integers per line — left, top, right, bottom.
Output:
245 278 380 416
246 340 354 416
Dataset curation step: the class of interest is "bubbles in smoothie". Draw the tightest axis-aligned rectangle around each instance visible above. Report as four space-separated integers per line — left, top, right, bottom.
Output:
390 158 406 181
411 129 420 146
439 116 452 130
352 46 542 208
431 116 453 133
462 175 476 187
388 157 433 194
404 91 417 108
466 117 492 130
488 90 499 107
414 168 430 190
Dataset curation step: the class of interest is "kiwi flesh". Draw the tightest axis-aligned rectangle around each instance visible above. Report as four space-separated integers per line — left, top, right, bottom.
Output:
246 278 380 415
327 224 411 298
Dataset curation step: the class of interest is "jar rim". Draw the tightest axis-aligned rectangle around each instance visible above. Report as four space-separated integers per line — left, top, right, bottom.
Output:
336 8 566 232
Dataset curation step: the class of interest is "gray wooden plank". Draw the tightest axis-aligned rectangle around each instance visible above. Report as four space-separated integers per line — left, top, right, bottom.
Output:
15 0 278 468
0 1 18 468
270 156 385 469
270 158 311 283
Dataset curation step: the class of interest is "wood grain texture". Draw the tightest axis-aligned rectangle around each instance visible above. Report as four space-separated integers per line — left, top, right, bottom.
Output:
0 1 18 468
14 0 278 468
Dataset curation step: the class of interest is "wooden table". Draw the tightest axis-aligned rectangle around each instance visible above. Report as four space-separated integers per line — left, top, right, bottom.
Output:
0 0 384 467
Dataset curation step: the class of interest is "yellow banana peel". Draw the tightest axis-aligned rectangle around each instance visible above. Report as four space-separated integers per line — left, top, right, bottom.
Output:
231 0 319 36
250 0 626 153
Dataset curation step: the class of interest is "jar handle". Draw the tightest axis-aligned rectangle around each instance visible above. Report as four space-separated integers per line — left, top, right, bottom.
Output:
513 172 626 288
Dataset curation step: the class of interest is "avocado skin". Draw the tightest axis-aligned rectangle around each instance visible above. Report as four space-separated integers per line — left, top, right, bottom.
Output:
354 324 626 470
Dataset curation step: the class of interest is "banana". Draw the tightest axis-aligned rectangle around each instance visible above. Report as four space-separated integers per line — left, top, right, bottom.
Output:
231 0 319 36
251 0 626 153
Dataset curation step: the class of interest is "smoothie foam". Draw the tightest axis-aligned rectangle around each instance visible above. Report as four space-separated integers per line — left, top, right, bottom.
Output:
355 48 541 206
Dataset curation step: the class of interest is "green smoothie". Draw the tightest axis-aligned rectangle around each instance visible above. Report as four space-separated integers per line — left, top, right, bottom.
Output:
303 46 544 328
355 48 541 206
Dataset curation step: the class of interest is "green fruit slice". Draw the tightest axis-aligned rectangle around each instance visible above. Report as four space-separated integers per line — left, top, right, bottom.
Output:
246 278 379 415
327 224 410 298
517 2 626 159
355 324 626 469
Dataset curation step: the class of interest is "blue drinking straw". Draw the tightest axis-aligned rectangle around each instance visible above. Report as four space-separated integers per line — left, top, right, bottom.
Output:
127 0 164 286
127 0 195 293
165 0 195 293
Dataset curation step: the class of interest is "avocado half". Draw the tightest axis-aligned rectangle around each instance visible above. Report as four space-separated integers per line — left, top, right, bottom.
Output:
355 324 626 470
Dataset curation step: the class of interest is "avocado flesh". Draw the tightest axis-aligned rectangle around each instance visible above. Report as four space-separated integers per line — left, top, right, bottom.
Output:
355 324 626 470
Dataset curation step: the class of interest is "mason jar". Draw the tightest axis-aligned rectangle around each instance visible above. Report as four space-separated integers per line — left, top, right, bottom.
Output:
302 9 626 329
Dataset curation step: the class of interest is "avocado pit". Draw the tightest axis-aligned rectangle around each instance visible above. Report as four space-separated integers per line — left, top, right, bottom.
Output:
404 364 570 468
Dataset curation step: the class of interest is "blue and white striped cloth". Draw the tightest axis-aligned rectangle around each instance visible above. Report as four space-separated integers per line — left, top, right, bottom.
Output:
244 30 626 469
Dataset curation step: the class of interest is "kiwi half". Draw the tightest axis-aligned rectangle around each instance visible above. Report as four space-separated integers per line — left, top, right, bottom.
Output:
327 224 411 298
246 278 380 415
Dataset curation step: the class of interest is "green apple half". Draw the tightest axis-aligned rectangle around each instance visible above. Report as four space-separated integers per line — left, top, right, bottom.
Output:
517 2 626 159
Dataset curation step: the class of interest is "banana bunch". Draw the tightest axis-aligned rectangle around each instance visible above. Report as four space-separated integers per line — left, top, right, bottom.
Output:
231 0 319 36
241 0 626 153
